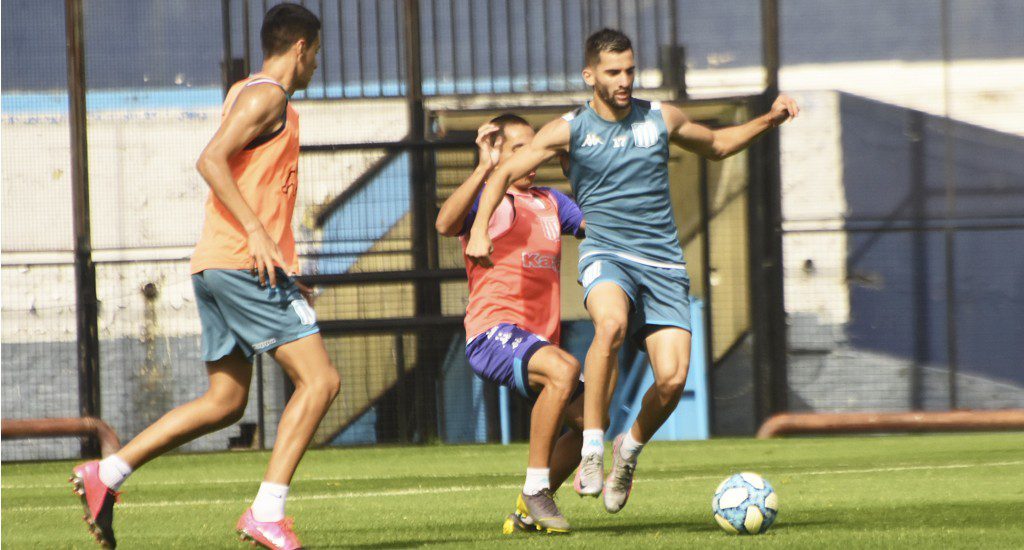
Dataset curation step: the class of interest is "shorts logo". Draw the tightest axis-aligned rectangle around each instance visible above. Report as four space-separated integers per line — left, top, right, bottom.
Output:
291 299 317 326
495 329 513 347
581 260 602 287
631 121 658 148
511 337 523 350
253 337 278 351
540 216 560 241
523 252 558 272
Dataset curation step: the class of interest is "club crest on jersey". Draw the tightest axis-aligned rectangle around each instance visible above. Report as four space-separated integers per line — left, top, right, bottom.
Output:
540 216 560 241
522 252 558 272
581 133 605 147
631 121 658 148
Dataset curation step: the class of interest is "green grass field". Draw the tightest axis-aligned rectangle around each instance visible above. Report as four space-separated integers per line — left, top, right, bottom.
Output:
3 432 1023 548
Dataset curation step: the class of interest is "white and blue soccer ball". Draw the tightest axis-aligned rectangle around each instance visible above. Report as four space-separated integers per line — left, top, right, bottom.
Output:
712 472 778 535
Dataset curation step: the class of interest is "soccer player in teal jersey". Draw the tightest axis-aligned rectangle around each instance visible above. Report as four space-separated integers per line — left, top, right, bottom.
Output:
466 29 799 514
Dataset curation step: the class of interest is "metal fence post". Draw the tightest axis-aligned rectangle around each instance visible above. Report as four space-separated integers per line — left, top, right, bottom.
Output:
65 0 102 458
752 0 788 423
404 0 441 442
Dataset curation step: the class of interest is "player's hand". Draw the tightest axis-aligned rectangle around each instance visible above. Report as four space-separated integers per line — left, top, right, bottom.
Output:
295 279 317 305
768 94 800 126
475 123 502 171
465 230 494 268
247 226 286 288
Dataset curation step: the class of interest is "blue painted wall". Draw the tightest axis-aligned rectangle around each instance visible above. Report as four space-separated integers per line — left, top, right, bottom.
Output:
840 94 1024 387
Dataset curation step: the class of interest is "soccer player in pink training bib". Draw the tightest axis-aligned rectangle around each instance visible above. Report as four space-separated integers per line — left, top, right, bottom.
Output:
436 114 587 533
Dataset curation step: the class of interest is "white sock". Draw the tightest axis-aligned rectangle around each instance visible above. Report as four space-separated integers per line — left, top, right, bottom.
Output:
581 429 604 457
251 482 289 522
523 468 550 496
620 430 646 462
98 454 133 491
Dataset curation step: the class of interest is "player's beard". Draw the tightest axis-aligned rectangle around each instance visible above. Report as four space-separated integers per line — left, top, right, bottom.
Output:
598 84 632 111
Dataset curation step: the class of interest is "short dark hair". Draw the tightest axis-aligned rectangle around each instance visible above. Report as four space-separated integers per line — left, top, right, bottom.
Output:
489 113 531 138
261 3 321 57
585 28 632 67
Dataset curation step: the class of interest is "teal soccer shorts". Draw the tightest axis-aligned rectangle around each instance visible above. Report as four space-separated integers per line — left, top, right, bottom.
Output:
578 255 691 348
192 268 320 362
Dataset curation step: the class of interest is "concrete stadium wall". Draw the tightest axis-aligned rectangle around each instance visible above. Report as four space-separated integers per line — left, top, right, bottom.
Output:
1 98 406 460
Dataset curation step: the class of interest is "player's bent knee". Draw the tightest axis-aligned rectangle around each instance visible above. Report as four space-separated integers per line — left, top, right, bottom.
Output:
548 361 580 398
656 374 687 403
204 387 248 418
594 317 627 349
204 395 247 428
557 352 582 380
222 405 247 427
319 369 342 402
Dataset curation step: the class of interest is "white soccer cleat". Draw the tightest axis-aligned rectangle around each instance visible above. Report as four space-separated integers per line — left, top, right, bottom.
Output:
602 433 636 513
574 453 604 497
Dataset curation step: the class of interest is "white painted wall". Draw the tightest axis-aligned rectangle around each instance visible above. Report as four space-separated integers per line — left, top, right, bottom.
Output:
1 99 407 343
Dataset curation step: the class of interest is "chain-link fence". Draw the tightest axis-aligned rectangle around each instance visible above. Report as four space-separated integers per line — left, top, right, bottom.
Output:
777 0 1024 415
3 0 1022 461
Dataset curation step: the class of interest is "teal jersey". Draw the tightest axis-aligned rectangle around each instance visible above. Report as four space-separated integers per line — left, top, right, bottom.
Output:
563 98 685 269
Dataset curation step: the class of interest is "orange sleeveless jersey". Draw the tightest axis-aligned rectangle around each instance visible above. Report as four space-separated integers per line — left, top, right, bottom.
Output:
462 188 565 345
190 75 301 275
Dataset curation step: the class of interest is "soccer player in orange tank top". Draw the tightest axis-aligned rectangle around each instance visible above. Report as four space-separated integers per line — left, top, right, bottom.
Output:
68 5 334 549
436 115 588 534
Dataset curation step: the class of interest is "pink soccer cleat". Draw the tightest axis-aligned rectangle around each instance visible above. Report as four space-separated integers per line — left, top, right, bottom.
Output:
236 508 303 549
69 460 120 548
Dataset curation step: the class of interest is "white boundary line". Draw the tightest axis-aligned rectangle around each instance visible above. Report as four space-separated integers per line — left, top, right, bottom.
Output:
3 460 1021 513
1 471 515 490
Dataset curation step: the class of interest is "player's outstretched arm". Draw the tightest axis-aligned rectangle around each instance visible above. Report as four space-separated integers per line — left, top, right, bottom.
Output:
663 95 799 160
465 118 570 267
435 123 501 236
196 84 288 287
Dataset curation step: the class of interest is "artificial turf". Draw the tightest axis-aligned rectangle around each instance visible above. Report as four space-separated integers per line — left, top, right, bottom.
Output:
3 432 1022 548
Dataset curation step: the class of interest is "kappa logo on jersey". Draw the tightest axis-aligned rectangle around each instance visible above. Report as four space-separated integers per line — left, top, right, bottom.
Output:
631 121 658 148
612 135 628 148
522 252 559 272
581 133 605 147
540 216 560 241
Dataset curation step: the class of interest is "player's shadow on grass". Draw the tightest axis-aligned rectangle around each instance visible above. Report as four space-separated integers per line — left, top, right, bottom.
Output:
585 517 832 537
756 519 832 532
584 518 711 534
318 537 482 549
